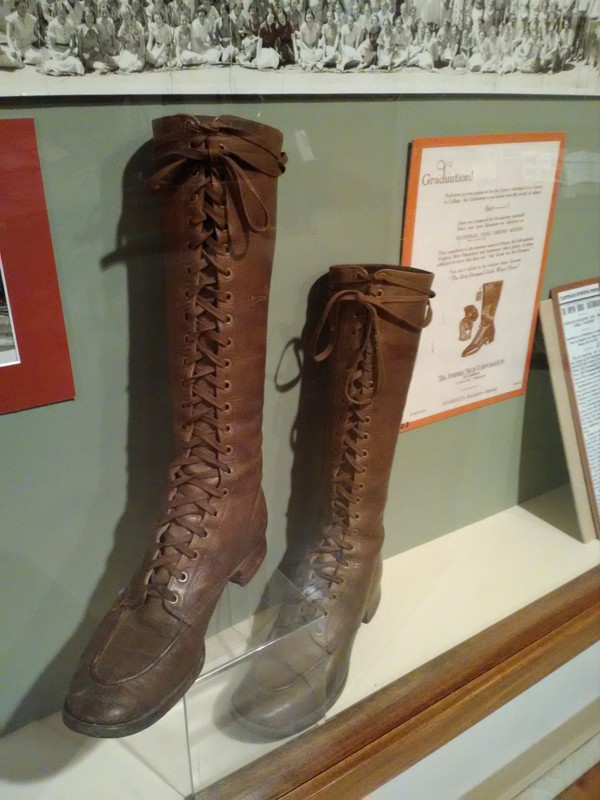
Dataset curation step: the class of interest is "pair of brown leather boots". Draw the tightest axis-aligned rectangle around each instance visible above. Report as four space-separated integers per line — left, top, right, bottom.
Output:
63 115 435 740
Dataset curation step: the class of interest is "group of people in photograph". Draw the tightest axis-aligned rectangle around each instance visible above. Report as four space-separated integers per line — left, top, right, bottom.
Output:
0 0 598 76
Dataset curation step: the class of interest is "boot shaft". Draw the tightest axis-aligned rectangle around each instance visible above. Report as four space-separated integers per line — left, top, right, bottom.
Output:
480 280 503 321
138 115 287 607
315 265 435 534
150 114 287 459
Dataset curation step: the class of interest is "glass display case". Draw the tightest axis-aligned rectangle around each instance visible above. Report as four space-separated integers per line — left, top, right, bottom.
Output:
0 85 598 799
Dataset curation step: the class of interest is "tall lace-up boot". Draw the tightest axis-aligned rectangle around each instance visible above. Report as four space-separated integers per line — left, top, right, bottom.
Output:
63 115 286 738
232 264 434 738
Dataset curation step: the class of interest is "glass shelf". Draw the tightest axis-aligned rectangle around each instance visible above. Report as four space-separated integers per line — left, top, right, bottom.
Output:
184 564 325 793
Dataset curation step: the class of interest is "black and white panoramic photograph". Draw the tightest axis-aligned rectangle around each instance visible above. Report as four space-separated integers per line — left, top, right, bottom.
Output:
0 0 598 96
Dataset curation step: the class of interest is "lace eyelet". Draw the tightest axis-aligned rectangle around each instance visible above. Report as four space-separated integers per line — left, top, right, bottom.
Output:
224 314 233 325
223 380 231 390
223 269 232 279
362 449 368 457
178 572 188 583
191 550 199 560
223 359 232 369
169 593 179 604
224 402 232 412
221 488 229 497
225 424 232 434
224 292 232 302
225 444 233 454
225 338 233 348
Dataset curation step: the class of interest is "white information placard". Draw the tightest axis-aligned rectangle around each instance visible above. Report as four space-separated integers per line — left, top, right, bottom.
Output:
550 280 600 538
401 133 564 430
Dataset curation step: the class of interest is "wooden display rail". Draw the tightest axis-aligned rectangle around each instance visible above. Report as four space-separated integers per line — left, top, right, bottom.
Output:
197 565 600 800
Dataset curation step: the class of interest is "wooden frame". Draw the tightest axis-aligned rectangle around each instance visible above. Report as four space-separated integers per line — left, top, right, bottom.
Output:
197 565 600 800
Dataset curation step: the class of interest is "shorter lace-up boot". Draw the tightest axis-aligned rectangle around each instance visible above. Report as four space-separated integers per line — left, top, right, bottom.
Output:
63 115 286 737
232 264 434 738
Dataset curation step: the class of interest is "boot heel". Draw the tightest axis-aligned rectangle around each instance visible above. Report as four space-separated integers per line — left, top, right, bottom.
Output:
362 584 381 623
230 541 266 587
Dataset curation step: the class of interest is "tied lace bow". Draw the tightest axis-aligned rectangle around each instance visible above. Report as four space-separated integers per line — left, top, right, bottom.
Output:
148 116 287 248
312 271 435 404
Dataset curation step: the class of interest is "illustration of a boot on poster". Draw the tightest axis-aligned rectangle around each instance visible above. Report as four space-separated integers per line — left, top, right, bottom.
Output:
460 281 503 357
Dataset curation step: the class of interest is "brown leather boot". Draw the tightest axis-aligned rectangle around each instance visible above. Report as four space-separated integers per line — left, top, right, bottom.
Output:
462 281 503 357
231 264 434 738
63 115 286 738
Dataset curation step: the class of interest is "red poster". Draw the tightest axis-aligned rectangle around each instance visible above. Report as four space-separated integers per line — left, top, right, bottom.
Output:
0 118 74 414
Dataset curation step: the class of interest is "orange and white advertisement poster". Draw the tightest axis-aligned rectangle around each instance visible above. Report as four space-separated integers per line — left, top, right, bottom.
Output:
400 132 564 430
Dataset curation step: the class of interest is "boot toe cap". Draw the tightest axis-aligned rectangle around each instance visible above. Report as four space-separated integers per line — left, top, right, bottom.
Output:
231 646 344 739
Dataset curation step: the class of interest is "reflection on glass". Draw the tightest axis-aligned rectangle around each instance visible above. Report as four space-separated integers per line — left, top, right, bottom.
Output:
0 254 20 367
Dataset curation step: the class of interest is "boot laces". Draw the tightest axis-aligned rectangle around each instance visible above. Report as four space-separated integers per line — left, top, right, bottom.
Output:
307 329 375 601
140 118 286 605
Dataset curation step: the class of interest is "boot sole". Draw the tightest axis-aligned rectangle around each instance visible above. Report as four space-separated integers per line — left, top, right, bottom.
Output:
62 658 204 738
